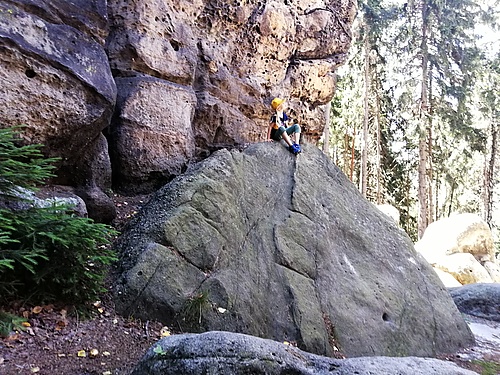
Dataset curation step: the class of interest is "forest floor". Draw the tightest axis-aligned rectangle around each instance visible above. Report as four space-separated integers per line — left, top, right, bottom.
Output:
0 194 498 375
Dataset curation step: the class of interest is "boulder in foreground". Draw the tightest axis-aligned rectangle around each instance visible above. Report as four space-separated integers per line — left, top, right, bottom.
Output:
131 331 478 375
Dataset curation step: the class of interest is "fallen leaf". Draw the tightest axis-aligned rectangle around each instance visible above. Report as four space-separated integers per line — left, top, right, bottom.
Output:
89 349 99 358
21 322 31 327
55 320 67 330
32 306 43 314
6 333 20 342
77 350 86 357
30 367 40 373
103 351 111 357
160 327 171 337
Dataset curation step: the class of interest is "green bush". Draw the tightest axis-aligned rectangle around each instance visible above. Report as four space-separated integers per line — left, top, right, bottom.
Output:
0 126 117 305
0 126 57 201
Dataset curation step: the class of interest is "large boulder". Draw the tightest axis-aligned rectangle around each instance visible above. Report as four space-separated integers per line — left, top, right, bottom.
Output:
106 0 357 192
449 283 500 322
416 214 495 263
0 0 116 221
131 331 478 375
435 253 493 285
415 214 498 285
113 143 473 358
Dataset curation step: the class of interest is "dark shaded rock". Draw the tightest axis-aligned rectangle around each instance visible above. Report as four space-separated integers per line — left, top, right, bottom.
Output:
75 185 115 224
5 0 108 44
0 0 116 220
131 331 478 375
449 283 500 322
113 143 474 358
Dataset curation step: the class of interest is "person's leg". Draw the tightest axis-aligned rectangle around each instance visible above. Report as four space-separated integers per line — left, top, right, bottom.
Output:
277 126 293 146
285 124 301 145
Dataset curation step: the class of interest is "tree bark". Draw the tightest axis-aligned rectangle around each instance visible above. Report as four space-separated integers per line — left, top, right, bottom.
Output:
323 102 331 157
483 120 498 225
361 26 370 198
417 0 430 239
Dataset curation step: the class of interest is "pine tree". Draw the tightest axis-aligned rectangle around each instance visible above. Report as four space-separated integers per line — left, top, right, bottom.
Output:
392 0 485 238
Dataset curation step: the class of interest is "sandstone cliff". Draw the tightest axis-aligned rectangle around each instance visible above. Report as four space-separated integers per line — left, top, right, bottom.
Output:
0 0 356 218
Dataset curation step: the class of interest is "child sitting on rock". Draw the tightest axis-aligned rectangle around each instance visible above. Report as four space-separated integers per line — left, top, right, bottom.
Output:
266 98 301 154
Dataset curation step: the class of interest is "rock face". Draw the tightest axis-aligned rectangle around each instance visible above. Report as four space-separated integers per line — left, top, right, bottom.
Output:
113 143 474 358
131 331 479 375
0 0 116 221
450 283 500 322
105 0 356 193
415 214 500 285
0 0 357 209
107 76 198 194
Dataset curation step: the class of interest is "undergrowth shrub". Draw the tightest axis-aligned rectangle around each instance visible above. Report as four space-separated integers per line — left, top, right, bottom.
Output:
0 126 117 306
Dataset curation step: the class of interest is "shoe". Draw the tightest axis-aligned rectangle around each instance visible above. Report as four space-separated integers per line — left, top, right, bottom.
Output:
288 143 301 155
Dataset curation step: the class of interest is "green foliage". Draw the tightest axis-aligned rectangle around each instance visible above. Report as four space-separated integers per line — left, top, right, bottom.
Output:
471 360 500 375
0 126 117 306
0 205 117 303
180 290 210 331
0 310 27 337
0 126 58 201
153 344 168 356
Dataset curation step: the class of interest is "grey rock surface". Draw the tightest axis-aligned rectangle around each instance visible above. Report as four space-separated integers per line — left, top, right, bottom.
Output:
450 283 500 322
114 143 474 357
131 331 478 375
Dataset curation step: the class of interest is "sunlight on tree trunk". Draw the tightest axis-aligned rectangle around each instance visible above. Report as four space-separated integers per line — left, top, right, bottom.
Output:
483 121 498 225
323 102 331 157
417 0 430 239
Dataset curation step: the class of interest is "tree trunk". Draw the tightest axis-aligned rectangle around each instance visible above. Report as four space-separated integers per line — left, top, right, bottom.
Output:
375 91 382 204
483 120 498 225
361 26 370 197
417 0 430 239
427 69 434 224
350 124 356 182
323 102 331 157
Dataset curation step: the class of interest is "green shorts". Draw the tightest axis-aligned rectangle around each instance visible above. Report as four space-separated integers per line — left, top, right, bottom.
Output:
271 124 301 141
